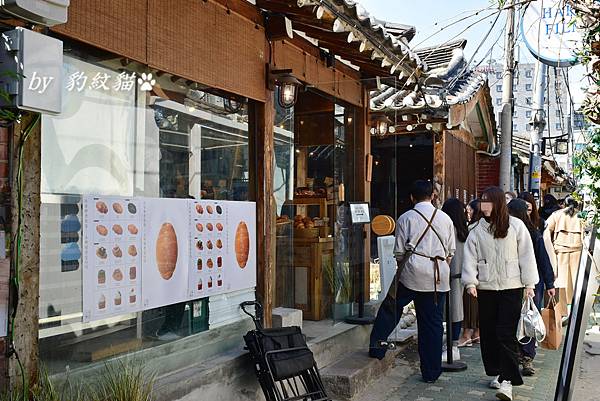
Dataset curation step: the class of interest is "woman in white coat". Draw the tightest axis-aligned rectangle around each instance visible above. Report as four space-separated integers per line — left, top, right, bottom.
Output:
462 187 539 401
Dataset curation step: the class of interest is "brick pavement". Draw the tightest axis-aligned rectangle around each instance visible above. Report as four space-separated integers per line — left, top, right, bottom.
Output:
353 340 563 401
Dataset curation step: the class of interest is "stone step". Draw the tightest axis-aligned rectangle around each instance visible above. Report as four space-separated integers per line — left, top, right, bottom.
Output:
320 346 403 401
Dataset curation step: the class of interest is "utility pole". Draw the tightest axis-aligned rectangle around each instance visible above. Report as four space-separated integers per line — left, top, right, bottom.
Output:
499 0 516 191
528 60 546 203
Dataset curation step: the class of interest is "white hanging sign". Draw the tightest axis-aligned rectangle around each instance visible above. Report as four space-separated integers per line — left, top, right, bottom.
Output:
521 1 582 67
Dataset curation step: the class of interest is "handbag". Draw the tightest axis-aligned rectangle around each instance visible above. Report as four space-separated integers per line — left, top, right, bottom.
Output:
541 296 563 350
517 295 546 345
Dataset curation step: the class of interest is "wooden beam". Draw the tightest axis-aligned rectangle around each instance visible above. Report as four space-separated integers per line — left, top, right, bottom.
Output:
252 94 276 328
213 0 264 26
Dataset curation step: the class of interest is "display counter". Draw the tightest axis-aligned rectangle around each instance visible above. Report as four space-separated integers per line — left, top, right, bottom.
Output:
276 236 334 320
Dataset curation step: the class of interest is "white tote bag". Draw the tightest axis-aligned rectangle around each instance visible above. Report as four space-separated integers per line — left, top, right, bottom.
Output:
517 296 546 345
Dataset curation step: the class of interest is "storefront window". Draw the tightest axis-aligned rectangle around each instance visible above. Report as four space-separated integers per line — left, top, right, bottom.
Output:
274 89 360 325
39 52 254 373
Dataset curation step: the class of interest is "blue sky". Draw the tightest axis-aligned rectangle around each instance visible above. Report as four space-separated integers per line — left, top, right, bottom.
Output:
358 0 586 103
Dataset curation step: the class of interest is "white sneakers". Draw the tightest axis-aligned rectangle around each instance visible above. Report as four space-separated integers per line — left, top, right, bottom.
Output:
489 376 501 389
489 377 513 400
495 380 513 400
441 345 460 362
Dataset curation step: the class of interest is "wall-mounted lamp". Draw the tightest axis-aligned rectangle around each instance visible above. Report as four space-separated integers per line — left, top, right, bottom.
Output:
371 114 392 138
268 67 303 109
224 96 245 114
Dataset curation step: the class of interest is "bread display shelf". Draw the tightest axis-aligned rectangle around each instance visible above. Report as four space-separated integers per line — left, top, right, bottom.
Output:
284 197 329 218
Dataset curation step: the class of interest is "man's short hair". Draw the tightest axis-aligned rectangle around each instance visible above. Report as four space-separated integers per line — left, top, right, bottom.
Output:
410 180 433 202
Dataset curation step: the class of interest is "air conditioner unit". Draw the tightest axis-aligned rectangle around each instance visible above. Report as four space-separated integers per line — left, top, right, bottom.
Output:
0 0 68 26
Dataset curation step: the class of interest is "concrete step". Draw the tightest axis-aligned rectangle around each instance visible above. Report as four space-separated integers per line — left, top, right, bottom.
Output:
319 318 417 401
320 346 403 401
306 321 372 369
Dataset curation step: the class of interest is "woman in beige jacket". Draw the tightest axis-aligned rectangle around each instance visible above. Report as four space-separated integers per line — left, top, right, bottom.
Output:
462 187 538 401
543 196 584 314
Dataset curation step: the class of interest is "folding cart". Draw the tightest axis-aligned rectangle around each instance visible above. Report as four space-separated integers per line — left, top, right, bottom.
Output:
240 301 330 401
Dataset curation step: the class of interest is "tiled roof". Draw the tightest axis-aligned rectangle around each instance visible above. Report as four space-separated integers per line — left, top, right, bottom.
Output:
416 39 467 71
323 0 423 66
370 47 487 111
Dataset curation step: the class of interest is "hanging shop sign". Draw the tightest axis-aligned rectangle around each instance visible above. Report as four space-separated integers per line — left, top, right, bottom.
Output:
521 1 582 66
82 196 256 322
0 28 63 114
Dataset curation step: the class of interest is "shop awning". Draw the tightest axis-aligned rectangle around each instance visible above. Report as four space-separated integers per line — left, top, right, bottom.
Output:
256 0 424 84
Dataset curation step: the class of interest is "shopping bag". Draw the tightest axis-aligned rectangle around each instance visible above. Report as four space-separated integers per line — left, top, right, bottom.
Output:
541 297 562 350
517 296 546 345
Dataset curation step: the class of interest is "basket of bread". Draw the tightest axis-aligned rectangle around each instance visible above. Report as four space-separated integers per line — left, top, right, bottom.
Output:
293 215 319 238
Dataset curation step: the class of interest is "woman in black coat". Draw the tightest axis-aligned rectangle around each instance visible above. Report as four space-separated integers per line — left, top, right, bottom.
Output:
507 199 556 376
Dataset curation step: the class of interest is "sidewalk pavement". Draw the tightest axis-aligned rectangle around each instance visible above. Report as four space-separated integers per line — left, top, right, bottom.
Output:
573 328 600 401
354 340 563 401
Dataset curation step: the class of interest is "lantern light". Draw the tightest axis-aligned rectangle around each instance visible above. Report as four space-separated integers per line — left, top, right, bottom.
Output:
371 114 391 138
268 68 302 109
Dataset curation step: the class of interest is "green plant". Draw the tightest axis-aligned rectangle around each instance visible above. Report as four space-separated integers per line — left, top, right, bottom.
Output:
0 360 155 401
324 260 352 304
90 360 155 401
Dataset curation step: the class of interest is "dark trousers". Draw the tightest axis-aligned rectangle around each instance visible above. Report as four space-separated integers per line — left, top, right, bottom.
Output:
521 283 546 359
452 321 462 342
370 283 445 382
478 288 524 385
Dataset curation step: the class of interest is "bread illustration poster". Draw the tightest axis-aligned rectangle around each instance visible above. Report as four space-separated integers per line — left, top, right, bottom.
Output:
188 200 256 298
82 195 143 322
143 198 190 309
226 201 257 293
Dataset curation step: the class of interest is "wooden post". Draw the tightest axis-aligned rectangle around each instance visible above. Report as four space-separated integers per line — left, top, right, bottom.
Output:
8 113 41 387
434 130 445 205
355 88 371 300
253 93 276 328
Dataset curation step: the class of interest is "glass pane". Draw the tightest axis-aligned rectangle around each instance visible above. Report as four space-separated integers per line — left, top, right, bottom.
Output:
274 94 295 309
39 53 253 374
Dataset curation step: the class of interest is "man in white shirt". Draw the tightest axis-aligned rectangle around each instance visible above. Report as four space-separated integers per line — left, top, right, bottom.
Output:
369 180 456 383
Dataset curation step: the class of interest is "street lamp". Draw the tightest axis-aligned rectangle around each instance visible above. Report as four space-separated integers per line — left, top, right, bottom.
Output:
554 138 569 155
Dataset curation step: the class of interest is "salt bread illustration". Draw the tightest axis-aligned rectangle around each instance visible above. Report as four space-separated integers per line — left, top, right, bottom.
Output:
235 221 250 268
156 222 178 280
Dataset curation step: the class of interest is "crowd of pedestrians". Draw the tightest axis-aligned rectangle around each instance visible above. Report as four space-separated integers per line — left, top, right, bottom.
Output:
369 180 583 401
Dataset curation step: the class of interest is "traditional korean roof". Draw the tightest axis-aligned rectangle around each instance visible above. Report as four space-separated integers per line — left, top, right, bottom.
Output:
370 46 487 112
257 0 424 84
416 39 468 70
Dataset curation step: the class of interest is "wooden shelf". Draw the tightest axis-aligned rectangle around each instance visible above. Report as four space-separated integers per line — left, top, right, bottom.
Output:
284 197 329 218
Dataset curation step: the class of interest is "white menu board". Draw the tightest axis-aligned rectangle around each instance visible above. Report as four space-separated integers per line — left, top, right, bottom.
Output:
142 198 191 310
83 196 256 322
83 196 143 322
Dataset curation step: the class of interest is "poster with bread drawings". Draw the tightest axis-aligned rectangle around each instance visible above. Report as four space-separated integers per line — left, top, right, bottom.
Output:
142 198 191 309
188 200 256 298
83 196 143 322
83 196 256 322
226 201 257 292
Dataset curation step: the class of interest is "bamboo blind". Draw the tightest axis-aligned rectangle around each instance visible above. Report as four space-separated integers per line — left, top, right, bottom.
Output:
52 0 267 101
147 0 266 101
52 0 148 63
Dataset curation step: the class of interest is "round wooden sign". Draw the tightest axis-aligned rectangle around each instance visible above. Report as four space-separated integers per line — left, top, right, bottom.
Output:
371 215 395 236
